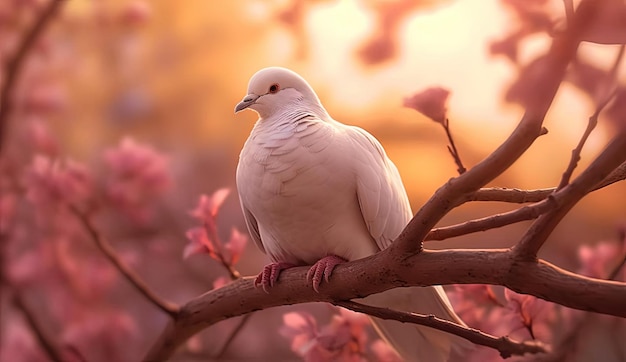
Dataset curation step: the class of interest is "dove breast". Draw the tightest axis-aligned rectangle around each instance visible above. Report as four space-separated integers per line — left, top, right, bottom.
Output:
237 114 382 265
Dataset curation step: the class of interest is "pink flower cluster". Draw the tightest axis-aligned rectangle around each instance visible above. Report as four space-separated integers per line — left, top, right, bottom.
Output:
280 309 400 362
103 137 171 223
184 188 248 267
448 240 626 361
24 155 93 208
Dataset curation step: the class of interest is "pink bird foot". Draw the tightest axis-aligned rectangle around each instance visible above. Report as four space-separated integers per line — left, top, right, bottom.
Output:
255 262 295 293
306 255 347 293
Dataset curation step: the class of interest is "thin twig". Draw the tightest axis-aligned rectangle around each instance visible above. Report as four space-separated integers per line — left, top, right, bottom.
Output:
202 220 247 356
442 118 466 174
203 222 242 280
557 90 619 189
11 288 64 362
335 300 549 359
557 45 624 189
0 0 64 153
212 314 253 358
69 205 180 317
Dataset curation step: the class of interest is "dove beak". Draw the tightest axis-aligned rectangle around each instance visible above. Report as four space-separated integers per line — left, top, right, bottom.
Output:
235 94 260 113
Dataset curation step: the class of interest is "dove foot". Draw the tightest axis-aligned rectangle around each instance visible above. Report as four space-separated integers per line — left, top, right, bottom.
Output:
255 262 295 293
306 255 347 293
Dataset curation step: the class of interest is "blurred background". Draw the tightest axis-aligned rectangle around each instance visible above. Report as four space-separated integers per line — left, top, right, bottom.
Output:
1 0 625 361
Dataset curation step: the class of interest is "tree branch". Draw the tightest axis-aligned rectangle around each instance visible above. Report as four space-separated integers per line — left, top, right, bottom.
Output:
69 206 180 317
426 202 550 241
426 161 626 241
335 300 549 359
395 0 597 255
143 248 626 360
470 187 556 203
0 0 64 154
514 131 626 258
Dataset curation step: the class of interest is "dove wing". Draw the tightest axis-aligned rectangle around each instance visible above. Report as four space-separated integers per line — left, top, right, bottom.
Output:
343 124 413 251
240 201 264 253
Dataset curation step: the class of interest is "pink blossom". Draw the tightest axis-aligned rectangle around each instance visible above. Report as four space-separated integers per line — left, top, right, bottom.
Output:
183 190 247 265
183 226 217 260
370 339 402 362
212 276 230 290
188 188 230 223
403 87 450 124
280 312 320 357
0 318 48 362
503 289 551 340
185 334 203 354
62 311 138 361
577 241 625 279
103 137 170 222
0 192 16 233
24 155 93 207
55 239 118 301
27 119 58 156
24 83 67 114
223 228 248 265
280 309 378 361
119 0 152 26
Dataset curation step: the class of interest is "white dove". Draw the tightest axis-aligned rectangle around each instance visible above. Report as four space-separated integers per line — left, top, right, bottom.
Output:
235 67 469 361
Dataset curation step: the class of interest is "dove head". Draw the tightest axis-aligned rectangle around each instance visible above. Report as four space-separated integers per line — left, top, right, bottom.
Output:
235 67 326 120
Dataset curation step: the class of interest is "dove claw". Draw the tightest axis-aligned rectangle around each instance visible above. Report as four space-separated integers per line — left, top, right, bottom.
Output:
255 262 295 292
306 255 347 293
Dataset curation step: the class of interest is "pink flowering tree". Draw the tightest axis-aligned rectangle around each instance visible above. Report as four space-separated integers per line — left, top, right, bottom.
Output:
1 1 625 362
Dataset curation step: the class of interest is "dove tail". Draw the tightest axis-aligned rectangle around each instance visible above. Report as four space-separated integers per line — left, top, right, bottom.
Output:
361 286 472 361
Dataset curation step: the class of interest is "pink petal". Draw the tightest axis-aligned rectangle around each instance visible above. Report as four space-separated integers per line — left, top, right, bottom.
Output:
189 188 231 222
224 228 248 265
403 87 450 124
212 276 230 290
183 227 215 259
371 340 402 362
209 188 231 216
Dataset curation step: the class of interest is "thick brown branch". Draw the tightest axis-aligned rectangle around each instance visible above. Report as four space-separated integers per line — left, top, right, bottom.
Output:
0 0 64 153
335 300 549 359
514 132 626 258
69 206 180 317
144 248 626 360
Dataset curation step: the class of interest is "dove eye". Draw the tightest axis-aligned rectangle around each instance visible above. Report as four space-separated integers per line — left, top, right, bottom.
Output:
269 83 280 94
